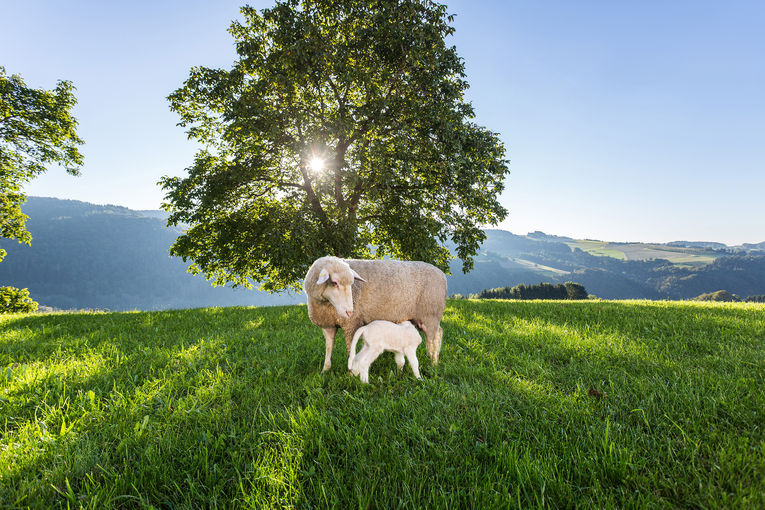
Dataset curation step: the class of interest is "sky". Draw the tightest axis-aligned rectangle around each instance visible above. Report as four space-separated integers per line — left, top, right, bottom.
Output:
2 0 764 245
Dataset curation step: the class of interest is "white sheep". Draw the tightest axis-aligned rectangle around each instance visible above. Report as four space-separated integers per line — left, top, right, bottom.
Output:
304 256 447 372
348 320 422 383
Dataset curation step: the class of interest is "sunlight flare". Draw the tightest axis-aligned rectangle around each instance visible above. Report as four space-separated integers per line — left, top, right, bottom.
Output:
308 156 325 173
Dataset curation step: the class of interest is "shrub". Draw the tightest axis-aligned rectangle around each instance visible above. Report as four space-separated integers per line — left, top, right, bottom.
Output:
0 286 39 313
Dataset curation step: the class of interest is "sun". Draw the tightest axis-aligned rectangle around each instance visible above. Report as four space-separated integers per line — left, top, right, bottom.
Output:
308 156 325 173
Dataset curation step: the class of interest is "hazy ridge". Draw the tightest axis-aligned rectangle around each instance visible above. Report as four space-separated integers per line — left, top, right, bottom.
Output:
0 197 763 310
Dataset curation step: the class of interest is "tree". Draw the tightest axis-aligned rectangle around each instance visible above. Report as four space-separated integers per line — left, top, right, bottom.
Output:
0 286 38 314
564 281 588 300
161 0 510 291
0 67 84 261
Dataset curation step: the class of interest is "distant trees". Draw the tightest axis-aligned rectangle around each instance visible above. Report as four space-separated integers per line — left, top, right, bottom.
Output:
692 291 765 303
692 290 741 302
0 67 84 260
472 282 588 300
564 281 588 300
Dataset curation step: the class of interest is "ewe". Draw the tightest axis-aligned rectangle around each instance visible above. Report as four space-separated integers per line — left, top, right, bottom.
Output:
304 256 446 372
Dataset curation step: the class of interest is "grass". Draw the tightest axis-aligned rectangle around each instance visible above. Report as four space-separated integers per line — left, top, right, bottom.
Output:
1 300 764 508
568 240 628 260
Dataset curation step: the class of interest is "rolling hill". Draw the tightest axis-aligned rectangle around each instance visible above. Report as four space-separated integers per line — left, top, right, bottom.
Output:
0 197 301 310
1 197 764 309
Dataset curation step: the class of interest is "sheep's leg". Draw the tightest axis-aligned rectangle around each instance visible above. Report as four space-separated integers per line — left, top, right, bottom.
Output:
394 352 406 372
417 321 435 361
422 319 442 365
342 322 363 356
421 320 436 363
405 346 421 379
433 326 443 365
321 326 337 372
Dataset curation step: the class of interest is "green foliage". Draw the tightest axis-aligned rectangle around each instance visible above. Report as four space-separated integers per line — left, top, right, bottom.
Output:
0 286 38 313
474 281 588 300
564 281 588 300
0 67 83 259
693 290 742 302
0 301 763 507
161 0 509 292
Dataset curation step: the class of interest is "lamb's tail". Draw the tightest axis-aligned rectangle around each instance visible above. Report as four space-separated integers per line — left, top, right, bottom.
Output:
348 326 366 370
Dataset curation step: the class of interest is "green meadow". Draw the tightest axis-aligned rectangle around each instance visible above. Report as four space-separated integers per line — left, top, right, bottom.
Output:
1 300 763 508
568 240 719 267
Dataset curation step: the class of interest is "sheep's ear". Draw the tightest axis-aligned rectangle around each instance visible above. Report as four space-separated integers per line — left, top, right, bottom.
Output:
316 268 330 285
351 269 366 282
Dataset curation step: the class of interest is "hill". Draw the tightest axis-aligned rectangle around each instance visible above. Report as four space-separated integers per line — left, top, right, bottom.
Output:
0 197 301 310
1 197 764 308
449 229 765 300
1 300 763 507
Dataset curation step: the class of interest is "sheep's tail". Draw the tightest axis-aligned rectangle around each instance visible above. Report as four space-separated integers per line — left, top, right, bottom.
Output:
348 326 366 370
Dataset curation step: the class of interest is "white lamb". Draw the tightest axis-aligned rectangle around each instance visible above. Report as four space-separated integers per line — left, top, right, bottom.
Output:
347 320 422 383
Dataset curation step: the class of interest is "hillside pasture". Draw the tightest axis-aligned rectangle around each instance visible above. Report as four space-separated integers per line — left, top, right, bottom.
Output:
567 240 628 260
1 301 763 508
570 240 720 267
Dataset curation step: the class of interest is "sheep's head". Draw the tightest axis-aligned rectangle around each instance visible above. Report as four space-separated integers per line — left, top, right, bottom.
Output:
316 260 365 319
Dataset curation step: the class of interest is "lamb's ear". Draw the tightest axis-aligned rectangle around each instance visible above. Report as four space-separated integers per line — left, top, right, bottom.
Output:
351 269 366 282
316 268 330 285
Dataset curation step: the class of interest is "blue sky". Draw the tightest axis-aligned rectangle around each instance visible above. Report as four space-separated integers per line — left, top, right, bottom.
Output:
2 1 763 245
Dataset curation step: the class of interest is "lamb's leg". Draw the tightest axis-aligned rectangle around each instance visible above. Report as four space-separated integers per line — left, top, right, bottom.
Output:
358 345 383 384
405 346 421 379
351 344 369 376
321 327 337 372
394 352 406 372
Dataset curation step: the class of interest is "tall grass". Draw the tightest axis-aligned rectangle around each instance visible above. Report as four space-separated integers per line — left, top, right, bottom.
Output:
1 300 763 508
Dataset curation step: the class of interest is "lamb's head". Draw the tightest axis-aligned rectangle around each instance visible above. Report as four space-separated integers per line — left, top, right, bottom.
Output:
314 258 366 319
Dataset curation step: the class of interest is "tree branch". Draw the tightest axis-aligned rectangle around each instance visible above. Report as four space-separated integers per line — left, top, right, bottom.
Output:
299 161 331 229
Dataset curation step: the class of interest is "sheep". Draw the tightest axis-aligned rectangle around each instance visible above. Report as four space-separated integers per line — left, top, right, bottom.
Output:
304 256 447 372
347 320 422 383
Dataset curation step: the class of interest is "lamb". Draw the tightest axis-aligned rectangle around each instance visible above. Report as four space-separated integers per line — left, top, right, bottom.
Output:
348 320 422 383
304 256 447 372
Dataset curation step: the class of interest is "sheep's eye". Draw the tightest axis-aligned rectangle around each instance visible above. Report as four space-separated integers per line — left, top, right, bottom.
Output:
332 281 339 287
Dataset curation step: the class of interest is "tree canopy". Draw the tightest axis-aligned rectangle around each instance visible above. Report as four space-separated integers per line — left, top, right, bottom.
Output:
0 67 84 261
161 0 510 291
